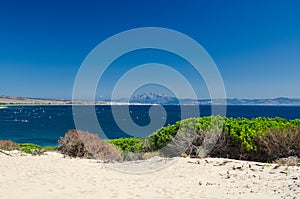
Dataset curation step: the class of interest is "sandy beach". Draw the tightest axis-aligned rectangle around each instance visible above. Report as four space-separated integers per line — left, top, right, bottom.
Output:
0 152 299 199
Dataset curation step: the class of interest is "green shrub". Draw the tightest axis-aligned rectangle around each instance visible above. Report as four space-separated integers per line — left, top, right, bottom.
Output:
108 137 144 153
223 117 299 151
17 143 42 154
146 122 180 151
145 116 224 152
143 116 300 161
94 116 300 162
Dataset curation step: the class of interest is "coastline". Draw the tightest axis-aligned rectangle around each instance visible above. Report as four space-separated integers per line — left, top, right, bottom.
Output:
2 103 300 107
2 96 300 106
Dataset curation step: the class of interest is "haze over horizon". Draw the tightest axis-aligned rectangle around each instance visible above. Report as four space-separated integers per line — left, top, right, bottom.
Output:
1 1 300 99
1 93 300 102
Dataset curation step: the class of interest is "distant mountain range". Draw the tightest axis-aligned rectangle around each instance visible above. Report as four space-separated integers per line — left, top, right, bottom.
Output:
1 94 300 106
113 93 300 106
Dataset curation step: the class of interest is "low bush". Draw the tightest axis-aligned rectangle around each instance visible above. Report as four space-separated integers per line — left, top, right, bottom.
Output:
17 143 42 154
108 137 144 153
0 140 56 155
146 122 180 151
56 117 300 162
0 140 18 150
256 127 300 161
58 130 122 161
142 116 300 162
108 138 165 161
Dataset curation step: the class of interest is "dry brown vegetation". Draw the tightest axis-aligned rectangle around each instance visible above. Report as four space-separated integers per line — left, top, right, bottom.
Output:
0 140 18 151
58 130 122 162
209 127 300 162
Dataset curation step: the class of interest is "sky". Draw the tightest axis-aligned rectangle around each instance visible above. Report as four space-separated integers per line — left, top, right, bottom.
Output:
0 0 300 99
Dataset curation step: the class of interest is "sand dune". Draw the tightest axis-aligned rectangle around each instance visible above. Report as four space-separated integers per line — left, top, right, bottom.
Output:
0 152 299 199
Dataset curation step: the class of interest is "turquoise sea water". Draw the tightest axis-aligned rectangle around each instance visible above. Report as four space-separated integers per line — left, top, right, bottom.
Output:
0 105 300 146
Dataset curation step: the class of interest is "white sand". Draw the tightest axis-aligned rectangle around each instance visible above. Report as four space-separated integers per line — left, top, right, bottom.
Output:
0 152 300 199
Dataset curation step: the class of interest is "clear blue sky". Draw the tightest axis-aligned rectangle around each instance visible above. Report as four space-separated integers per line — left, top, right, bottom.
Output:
0 0 300 99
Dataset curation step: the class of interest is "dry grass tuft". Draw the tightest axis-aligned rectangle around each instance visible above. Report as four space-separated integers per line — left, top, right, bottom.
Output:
273 156 300 166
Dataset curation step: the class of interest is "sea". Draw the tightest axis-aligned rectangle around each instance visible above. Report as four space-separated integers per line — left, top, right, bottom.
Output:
0 105 300 146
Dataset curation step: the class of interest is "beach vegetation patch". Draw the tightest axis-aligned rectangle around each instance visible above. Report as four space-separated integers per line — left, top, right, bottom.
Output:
58 130 122 162
17 143 42 154
56 117 300 162
144 116 300 162
108 137 144 153
0 140 18 151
